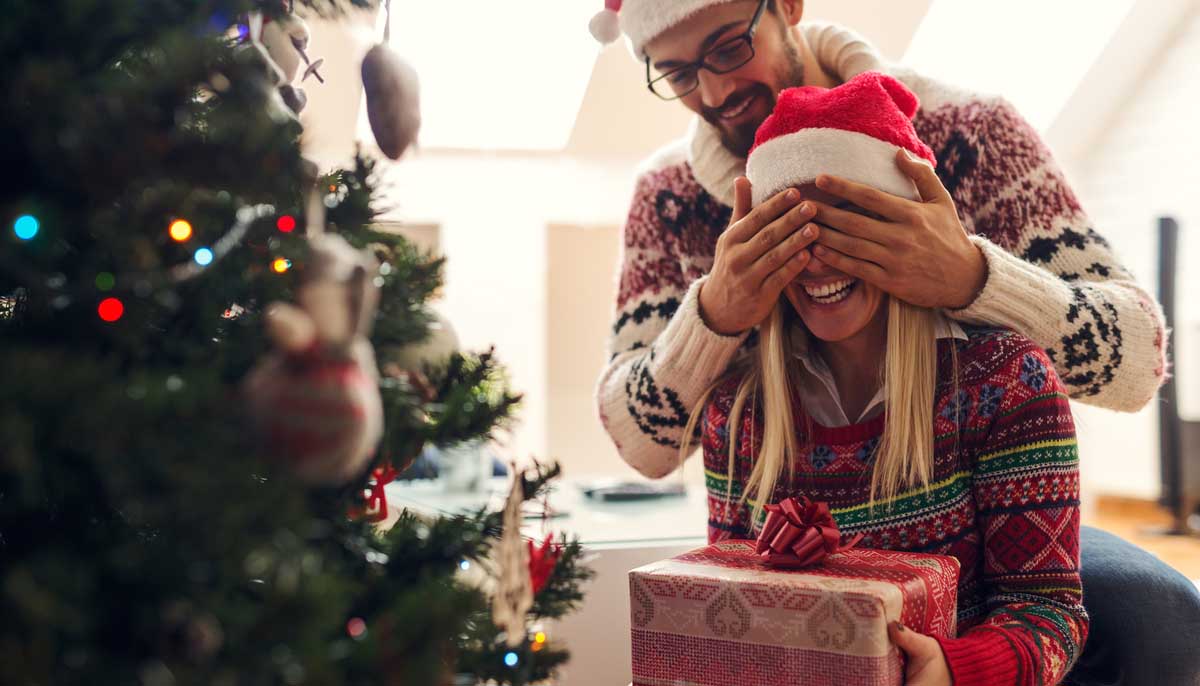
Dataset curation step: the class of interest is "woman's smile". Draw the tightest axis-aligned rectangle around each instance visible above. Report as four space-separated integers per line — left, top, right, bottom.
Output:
800 277 859 306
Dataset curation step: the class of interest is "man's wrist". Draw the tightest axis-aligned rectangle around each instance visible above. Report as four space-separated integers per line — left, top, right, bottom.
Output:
697 279 738 336
951 241 989 310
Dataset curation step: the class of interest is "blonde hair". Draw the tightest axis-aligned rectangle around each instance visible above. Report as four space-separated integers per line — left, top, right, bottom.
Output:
681 295 955 528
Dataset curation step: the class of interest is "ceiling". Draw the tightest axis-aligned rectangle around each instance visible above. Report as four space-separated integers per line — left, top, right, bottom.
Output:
301 0 1195 165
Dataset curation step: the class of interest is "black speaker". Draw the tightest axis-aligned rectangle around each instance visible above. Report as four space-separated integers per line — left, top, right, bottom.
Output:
1157 216 1200 534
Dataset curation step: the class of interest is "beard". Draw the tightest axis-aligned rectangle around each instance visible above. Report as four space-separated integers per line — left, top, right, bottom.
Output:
702 33 806 157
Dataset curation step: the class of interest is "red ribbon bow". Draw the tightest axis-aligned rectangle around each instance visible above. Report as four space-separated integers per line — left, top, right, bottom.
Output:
754 496 863 569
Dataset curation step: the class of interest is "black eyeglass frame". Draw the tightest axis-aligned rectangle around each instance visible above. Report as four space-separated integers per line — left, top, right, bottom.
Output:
644 0 771 101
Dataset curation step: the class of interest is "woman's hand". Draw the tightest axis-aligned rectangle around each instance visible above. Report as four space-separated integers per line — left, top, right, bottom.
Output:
889 621 952 686
697 177 820 335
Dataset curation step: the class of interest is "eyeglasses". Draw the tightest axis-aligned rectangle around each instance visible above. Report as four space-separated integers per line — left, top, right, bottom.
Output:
645 0 769 101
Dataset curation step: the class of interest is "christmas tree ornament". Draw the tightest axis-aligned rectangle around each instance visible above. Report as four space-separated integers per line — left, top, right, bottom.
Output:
244 8 324 117
527 533 562 595
243 193 384 487
492 466 533 647
361 0 421 160
259 11 311 85
353 463 400 522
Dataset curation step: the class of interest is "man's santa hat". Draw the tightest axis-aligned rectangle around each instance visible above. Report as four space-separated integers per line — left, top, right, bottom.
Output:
746 71 936 206
589 0 744 60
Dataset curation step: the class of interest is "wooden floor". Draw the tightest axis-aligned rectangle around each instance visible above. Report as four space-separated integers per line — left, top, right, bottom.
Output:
1085 496 1200 581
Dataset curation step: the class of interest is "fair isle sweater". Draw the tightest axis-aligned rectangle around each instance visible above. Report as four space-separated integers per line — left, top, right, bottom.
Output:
596 22 1168 480
701 327 1088 686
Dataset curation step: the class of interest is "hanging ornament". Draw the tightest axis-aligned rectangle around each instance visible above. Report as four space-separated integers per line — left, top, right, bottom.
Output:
259 10 310 85
492 466 533 647
244 5 324 117
527 533 562 595
243 192 384 487
361 0 421 160
352 463 400 522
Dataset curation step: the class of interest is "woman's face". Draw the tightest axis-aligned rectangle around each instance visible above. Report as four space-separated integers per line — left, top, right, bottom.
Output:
782 184 887 343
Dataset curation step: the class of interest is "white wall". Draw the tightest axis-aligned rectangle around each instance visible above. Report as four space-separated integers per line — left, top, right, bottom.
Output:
1058 4 1200 499
363 152 643 466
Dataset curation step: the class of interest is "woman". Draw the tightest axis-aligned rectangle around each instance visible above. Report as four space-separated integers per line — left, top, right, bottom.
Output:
681 72 1088 686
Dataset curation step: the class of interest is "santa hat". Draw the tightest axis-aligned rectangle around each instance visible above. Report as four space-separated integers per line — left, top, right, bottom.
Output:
588 0 742 60
746 71 937 206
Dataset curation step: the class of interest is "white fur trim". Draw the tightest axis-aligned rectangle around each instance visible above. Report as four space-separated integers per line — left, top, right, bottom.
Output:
686 22 894 207
589 9 622 44
620 0 740 59
746 128 919 206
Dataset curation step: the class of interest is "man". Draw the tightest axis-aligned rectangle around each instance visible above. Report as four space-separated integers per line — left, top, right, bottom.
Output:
592 0 1200 683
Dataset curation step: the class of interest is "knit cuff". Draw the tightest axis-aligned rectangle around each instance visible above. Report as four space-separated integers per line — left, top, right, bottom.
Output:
934 629 1020 686
945 235 1073 334
655 276 750 381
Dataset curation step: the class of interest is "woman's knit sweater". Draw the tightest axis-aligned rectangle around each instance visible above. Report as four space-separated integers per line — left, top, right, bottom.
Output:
701 327 1088 686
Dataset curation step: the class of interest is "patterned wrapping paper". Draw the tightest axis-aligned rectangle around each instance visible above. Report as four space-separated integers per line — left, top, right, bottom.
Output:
629 540 959 686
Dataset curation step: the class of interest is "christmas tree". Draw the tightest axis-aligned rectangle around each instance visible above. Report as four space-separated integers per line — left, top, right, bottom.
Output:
0 2 590 684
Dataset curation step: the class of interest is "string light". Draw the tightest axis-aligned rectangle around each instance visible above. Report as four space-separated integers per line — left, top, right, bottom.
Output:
168 219 193 242
503 652 519 667
193 247 214 266
98 297 124 322
14 215 39 240
276 215 296 233
272 258 291 274
95 272 115 292
346 617 366 639
459 560 471 571
534 631 546 644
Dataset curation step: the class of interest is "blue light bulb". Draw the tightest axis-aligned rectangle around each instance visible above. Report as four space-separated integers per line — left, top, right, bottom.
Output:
504 652 519 667
14 215 39 240
194 247 214 266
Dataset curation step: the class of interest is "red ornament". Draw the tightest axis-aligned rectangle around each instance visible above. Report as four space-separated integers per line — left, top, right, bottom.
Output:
754 496 863 569
527 533 562 595
352 463 400 522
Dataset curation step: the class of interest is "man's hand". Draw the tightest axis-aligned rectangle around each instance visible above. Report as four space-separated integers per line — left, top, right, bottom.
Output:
698 177 820 335
808 149 987 310
889 621 952 686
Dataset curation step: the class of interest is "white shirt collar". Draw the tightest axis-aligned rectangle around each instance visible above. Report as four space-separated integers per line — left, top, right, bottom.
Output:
789 313 967 426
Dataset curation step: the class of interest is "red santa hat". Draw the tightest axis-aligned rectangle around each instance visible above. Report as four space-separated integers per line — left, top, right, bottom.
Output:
588 0 742 59
746 71 937 206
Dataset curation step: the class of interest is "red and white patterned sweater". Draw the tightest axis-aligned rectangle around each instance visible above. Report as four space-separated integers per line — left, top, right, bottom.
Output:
597 22 1167 479
703 327 1087 685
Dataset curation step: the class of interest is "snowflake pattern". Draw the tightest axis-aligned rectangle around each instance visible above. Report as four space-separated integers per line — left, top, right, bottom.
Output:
855 437 880 466
1019 353 1048 391
977 384 1005 419
809 445 835 471
940 389 971 425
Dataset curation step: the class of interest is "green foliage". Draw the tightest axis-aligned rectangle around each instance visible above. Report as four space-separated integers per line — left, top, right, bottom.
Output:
0 2 589 685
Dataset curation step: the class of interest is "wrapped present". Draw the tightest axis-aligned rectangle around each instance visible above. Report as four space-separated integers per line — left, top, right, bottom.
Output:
629 499 959 686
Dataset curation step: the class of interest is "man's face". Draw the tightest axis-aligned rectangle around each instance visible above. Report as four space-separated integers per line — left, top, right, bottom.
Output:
644 0 806 157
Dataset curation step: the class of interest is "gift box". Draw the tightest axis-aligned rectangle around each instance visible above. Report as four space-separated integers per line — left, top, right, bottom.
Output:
629 539 959 686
